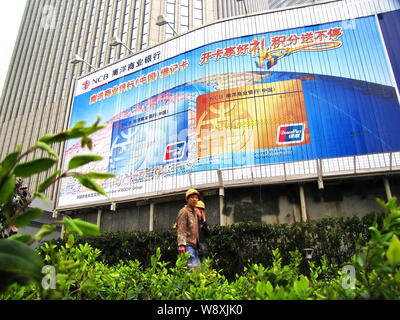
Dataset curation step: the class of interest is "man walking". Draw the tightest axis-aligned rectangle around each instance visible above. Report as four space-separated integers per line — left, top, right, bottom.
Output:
177 188 201 269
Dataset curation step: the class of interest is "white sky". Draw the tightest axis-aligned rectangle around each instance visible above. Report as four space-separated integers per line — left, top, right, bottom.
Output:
0 0 27 94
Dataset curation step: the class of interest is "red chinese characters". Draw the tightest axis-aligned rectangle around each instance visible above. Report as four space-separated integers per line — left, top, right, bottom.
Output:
199 38 266 64
199 26 343 65
89 60 190 104
270 35 286 49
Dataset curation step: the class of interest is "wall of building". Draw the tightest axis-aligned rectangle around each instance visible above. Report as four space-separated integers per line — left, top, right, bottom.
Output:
100 205 150 232
0 0 212 209
212 0 326 19
305 178 387 220
73 193 220 234
69 175 399 236
220 177 391 225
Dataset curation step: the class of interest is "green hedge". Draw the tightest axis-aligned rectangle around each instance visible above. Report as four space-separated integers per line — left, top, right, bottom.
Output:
51 213 380 279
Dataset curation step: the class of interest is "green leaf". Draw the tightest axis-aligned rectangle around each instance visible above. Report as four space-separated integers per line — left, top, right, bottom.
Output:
90 116 101 128
63 217 83 236
33 224 56 241
80 117 106 136
37 170 61 193
0 167 6 180
386 235 400 267
80 124 107 136
8 234 33 244
66 233 75 248
72 173 108 197
68 154 102 170
376 197 387 209
39 132 71 144
388 210 400 224
85 172 115 180
36 141 59 159
0 176 15 204
63 217 100 236
72 219 100 236
387 197 398 209
33 192 47 201
13 208 43 228
72 120 86 129
14 158 56 178
1 149 21 171
369 226 381 240
293 275 310 298
0 239 43 292
81 136 93 150
39 118 105 145
0 204 13 220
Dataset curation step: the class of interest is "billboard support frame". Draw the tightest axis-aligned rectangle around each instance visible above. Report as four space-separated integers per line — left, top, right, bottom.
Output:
383 177 392 201
55 152 400 213
299 184 308 222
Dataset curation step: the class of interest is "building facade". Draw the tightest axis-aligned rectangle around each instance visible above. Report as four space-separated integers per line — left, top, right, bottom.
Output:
213 0 322 18
1 0 400 237
0 0 216 201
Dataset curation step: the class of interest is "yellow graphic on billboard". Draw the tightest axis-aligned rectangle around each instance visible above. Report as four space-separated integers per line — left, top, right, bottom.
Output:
196 79 310 158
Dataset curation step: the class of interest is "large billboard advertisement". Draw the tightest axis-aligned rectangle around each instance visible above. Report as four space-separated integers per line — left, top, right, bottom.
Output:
57 12 400 209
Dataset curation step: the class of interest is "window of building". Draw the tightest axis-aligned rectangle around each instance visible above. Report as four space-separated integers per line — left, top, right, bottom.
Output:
130 0 141 52
193 0 203 27
165 0 176 39
141 0 151 49
180 0 189 32
109 0 123 62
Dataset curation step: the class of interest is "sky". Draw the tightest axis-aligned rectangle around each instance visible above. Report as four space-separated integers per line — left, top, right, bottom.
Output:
0 0 27 94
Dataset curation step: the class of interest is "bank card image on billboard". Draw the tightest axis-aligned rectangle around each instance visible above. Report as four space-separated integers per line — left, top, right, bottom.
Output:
57 14 400 208
196 80 310 160
108 106 189 175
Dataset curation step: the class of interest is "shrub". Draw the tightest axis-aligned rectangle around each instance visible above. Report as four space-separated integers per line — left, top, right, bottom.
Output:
56 213 378 279
1 198 399 300
0 236 330 300
0 118 114 295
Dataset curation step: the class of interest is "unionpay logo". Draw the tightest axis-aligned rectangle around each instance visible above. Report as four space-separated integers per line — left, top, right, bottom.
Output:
164 141 186 162
277 123 305 144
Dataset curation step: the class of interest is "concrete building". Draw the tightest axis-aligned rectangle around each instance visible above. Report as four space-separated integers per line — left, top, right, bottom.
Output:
0 0 216 236
1 0 399 237
0 0 214 199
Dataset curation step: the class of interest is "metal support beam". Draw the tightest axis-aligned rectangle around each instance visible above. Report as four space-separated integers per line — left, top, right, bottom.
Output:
96 208 102 230
110 202 117 211
299 184 308 222
188 173 193 188
383 177 392 201
317 159 324 189
60 222 65 240
217 169 223 186
149 202 155 231
219 187 225 226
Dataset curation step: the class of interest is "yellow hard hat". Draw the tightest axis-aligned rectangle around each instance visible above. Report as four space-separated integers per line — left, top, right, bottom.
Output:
196 200 205 209
185 188 200 199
